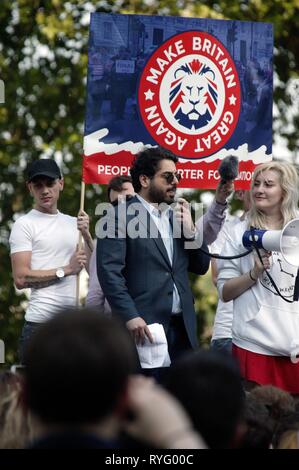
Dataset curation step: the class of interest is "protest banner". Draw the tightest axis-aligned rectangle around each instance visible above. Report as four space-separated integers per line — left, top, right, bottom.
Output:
83 14 273 189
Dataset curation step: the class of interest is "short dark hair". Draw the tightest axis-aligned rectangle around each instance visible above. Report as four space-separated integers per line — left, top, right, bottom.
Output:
24 308 138 426
165 350 245 448
107 175 132 202
130 147 178 193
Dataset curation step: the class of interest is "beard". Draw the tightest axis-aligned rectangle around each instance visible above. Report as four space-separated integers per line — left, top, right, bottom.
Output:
148 182 176 205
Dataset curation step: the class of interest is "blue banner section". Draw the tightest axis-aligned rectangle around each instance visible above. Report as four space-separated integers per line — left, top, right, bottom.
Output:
85 13 273 159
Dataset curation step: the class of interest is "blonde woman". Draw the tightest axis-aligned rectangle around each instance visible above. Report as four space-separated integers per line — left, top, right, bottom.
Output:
217 161 299 393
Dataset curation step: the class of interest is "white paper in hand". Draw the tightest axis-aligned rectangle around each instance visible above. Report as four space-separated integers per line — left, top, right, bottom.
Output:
136 323 171 369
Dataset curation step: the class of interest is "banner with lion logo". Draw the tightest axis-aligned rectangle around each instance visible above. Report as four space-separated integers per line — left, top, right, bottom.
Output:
83 14 273 189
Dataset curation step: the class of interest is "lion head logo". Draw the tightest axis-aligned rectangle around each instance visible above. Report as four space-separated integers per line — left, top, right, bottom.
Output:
169 59 218 131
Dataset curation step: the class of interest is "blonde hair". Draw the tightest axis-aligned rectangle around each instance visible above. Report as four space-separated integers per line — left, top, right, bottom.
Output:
277 430 299 449
0 372 32 449
247 160 299 229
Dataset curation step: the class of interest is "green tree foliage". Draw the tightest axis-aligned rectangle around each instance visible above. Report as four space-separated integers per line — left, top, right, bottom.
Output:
0 0 298 363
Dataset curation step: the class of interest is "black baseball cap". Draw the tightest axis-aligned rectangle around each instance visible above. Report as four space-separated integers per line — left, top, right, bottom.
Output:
27 159 62 182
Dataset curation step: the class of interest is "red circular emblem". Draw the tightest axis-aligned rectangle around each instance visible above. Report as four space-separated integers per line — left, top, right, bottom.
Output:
138 31 241 159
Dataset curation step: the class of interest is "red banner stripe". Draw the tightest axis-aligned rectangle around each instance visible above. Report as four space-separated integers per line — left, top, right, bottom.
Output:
83 152 256 190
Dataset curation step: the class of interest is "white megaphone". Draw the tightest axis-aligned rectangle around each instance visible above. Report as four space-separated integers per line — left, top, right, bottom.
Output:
242 218 299 267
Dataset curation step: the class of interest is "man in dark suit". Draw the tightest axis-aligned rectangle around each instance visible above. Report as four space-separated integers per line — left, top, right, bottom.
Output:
97 147 210 367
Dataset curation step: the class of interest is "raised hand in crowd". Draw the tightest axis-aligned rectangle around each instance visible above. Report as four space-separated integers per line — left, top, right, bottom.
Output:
124 375 207 449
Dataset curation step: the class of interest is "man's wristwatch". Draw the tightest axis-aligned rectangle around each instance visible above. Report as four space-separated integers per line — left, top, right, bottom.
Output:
55 268 65 279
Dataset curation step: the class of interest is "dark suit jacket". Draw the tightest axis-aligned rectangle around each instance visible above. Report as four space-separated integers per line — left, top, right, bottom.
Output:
97 196 210 348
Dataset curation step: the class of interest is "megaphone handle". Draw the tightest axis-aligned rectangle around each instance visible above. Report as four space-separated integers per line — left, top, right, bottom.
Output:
293 269 299 302
250 226 265 266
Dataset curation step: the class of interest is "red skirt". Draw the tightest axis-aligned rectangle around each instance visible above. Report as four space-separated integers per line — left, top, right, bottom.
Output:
232 344 299 394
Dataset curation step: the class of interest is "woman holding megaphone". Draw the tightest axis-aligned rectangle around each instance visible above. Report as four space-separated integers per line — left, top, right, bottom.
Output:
217 160 299 393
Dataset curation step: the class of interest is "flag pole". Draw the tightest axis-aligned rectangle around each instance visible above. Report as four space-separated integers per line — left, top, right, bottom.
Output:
76 180 86 306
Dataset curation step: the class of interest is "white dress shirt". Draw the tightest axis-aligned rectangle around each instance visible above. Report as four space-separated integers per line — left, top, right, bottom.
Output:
137 195 182 314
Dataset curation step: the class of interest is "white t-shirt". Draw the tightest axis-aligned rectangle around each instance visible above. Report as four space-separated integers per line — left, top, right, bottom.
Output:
217 219 299 357
210 215 239 340
9 209 78 322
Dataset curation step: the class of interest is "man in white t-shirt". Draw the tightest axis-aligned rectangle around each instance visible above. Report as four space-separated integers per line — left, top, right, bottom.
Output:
9 159 93 362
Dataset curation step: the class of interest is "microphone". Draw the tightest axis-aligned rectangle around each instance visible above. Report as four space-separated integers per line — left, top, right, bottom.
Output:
218 155 239 184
